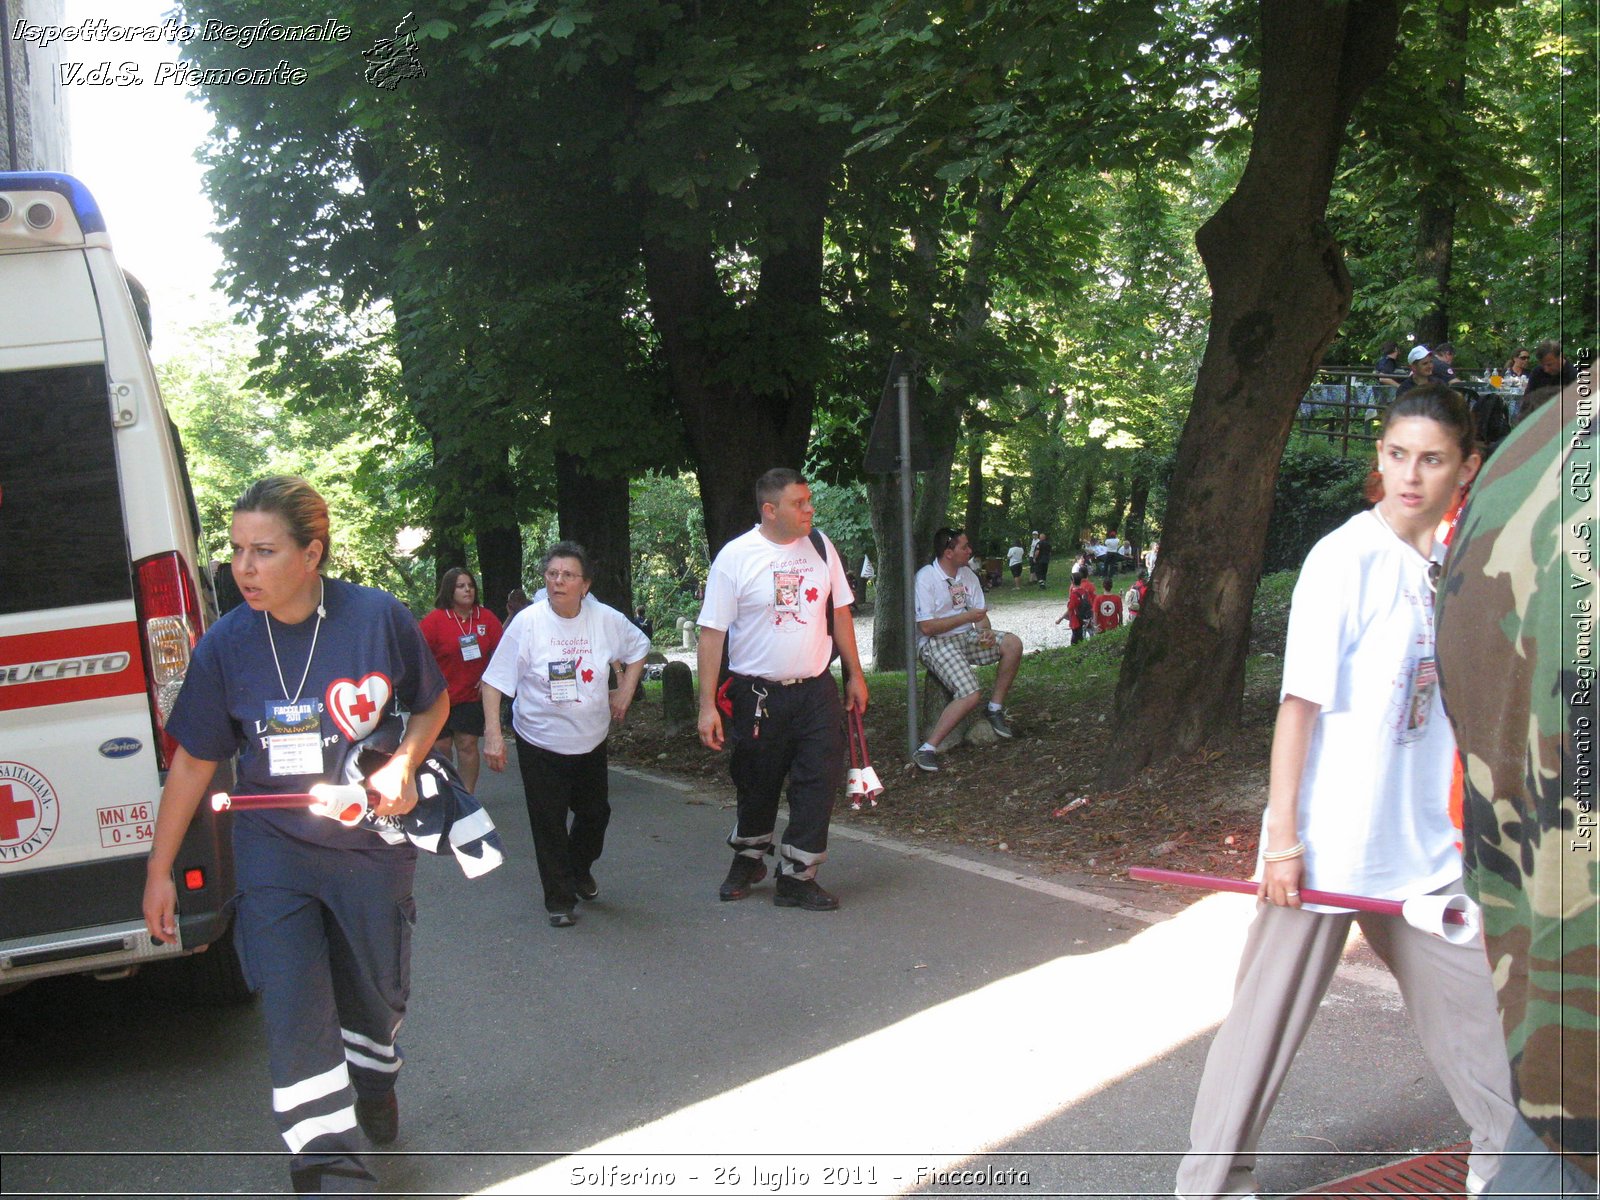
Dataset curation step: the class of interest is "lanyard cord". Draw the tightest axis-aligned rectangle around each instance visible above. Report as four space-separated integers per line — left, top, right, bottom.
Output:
266 577 325 704
1371 509 1440 645
451 605 478 635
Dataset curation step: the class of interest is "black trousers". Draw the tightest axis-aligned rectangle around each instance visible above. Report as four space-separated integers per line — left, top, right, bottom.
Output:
726 672 844 878
514 736 610 913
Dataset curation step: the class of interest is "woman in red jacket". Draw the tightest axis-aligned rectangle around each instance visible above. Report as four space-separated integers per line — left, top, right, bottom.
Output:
419 567 503 790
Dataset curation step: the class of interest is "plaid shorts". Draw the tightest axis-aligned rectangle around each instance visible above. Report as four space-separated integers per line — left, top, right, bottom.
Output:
920 628 1006 698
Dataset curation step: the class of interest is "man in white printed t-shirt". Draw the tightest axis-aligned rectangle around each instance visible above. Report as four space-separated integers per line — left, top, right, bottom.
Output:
910 527 1023 772
696 468 869 912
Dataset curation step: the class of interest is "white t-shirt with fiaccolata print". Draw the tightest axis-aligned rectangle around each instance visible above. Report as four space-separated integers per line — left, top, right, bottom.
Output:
697 526 853 681
1270 510 1460 908
481 596 650 755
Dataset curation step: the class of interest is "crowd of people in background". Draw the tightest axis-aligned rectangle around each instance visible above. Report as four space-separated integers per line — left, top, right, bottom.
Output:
1371 337 1579 446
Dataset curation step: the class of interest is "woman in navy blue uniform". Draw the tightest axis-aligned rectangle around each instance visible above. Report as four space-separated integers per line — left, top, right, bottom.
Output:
142 476 448 1194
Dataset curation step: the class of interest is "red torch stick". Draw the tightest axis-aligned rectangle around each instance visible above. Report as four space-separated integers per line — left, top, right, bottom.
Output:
210 784 372 826
1128 866 1467 925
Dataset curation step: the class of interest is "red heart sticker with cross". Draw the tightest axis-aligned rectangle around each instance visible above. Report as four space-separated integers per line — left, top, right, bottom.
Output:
326 673 393 742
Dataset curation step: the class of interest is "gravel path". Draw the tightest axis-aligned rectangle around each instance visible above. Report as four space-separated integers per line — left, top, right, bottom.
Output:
659 583 1118 670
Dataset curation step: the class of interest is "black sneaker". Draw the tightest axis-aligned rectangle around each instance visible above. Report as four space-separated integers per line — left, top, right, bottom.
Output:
774 875 839 911
355 1090 399 1145
718 854 768 901
548 910 576 928
575 872 599 901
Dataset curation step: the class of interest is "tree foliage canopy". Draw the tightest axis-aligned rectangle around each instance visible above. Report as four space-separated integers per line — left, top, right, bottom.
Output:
167 0 1589 766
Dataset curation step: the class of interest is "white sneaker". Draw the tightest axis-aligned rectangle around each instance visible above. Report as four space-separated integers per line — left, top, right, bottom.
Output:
1465 1167 1488 1196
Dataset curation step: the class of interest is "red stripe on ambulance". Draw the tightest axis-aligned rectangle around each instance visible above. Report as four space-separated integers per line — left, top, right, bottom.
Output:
0 622 144 711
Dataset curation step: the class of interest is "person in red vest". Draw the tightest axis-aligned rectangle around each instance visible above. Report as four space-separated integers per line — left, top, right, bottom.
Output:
1056 577 1096 645
1093 590 1122 633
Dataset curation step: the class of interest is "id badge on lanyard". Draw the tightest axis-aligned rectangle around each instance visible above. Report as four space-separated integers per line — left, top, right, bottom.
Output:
264 699 324 776
459 633 481 662
549 658 579 704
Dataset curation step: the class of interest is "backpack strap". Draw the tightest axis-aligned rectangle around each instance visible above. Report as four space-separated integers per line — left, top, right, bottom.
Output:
808 528 840 665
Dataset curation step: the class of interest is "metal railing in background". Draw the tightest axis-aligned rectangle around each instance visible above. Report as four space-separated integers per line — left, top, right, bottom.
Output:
1294 368 1391 457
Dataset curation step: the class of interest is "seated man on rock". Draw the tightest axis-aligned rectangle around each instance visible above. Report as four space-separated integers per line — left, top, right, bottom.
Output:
910 527 1023 772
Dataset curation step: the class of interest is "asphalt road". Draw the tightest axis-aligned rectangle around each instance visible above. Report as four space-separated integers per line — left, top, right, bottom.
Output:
1 755 1479 1198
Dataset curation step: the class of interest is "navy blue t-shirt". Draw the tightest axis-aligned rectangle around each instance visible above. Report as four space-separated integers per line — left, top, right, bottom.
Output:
168 577 446 849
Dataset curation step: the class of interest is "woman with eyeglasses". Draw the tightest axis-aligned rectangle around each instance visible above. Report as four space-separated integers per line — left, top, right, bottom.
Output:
479 542 650 928
1500 349 1529 390
1175 386 1515 1200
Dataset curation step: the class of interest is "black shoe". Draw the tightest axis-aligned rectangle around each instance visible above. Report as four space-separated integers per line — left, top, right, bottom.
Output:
549 910 576 928
774 874 839 911
575 872 599 900
719 854 768 901
355 1090 399 1146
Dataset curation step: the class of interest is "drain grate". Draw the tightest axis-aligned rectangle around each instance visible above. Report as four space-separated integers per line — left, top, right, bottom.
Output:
1294 1144 1472 1196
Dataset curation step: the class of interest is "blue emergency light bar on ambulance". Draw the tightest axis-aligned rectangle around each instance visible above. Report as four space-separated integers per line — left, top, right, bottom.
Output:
0 172 248 1003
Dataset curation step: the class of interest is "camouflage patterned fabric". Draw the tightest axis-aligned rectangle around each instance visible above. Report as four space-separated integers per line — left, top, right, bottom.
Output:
1436 381 1598 1179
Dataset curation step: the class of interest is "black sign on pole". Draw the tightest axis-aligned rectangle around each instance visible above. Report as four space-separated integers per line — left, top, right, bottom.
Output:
864 352 936 474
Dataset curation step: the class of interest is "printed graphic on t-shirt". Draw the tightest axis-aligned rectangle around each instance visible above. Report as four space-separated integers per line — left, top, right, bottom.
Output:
543 629 597 702
1392 655 1438 743
771 562 819 626
326 673 393 742
944 577 972 611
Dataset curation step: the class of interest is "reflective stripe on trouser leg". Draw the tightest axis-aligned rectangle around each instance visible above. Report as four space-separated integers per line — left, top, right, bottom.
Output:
234 864 374 1191
728 827 775 858
235 825 415 1193
777 842 827 881
775 675 844 875
322 857 415 1103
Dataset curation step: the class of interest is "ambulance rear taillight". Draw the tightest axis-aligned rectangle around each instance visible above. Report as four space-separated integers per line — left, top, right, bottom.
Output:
134 552 203 769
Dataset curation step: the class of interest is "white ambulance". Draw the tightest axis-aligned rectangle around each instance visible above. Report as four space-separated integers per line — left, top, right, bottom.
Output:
0 172 245 1002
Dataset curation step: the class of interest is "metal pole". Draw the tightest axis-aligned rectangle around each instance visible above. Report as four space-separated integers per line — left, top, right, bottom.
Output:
898 371 918 759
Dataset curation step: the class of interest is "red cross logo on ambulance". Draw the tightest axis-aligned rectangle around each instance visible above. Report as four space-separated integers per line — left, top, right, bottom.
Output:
0 761 60 863
326 673 393 742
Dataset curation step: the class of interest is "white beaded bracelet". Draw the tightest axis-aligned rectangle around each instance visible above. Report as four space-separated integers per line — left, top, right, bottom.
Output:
1261 842 1306 863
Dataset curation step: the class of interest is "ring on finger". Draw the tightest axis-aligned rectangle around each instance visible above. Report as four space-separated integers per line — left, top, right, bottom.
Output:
1286 890 1300 896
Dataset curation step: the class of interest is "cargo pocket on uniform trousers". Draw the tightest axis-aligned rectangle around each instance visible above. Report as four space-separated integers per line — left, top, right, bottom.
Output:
393 895 417 1004
228 892 259 994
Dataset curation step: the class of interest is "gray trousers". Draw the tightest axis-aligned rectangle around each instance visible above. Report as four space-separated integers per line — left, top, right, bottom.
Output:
1176 881 1516 1200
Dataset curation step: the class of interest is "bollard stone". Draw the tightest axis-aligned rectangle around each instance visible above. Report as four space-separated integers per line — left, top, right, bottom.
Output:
662 660 696 737
919 668 980 747
675 616 698 650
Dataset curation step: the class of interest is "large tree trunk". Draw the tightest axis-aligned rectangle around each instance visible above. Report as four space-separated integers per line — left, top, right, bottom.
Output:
1103 0 1402 788
1065 442 1100 549
426 430 467 584
642 124 835 555
1124 472 1151 565
554 451 632 613
963 431 986 549
1412 0 1471 347
472 444 524 616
